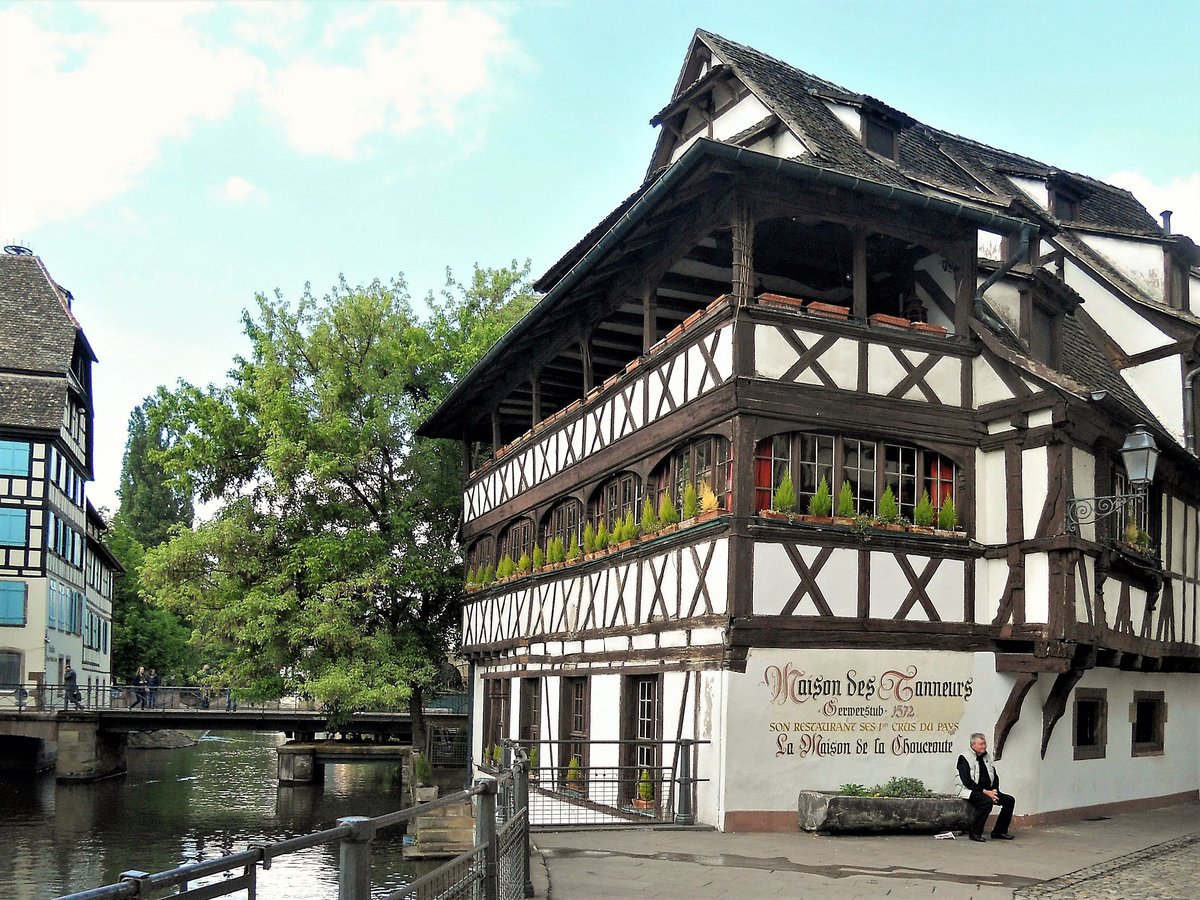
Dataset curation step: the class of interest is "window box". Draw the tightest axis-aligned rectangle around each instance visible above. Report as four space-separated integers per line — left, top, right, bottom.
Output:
869 312 911 330
695 508 723 524
806 302 850 320
759 509 792 522
910 321 948 338
757 292 806 310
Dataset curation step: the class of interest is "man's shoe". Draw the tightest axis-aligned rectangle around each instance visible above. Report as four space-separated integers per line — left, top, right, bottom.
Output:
991 833 1015 840
968 834 987 842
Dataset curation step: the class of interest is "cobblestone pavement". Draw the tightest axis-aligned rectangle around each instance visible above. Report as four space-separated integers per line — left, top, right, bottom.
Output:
1015 833 1199 900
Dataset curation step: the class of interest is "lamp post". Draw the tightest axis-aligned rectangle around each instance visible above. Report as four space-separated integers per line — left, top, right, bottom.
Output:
1066 425 1160 534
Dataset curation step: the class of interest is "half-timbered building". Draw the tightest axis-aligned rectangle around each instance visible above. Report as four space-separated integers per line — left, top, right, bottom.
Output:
420 31 1200 830
0 249 120 704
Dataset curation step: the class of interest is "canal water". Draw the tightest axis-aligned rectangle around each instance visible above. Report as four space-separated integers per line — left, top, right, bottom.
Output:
0 731 444 899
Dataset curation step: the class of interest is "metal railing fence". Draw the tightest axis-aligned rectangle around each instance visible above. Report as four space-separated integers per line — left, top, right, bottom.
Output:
0 682 466 718
56 761 534 900
482 738 704 827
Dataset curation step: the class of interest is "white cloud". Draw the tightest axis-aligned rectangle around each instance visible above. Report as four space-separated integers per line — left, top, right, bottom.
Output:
214 175 264 204
0 1 524 235
260 4 523 159
1105 170 1200 240
0 2 263 236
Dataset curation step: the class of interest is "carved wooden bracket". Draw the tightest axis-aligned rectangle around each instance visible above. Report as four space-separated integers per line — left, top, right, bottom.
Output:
993 672 1038 761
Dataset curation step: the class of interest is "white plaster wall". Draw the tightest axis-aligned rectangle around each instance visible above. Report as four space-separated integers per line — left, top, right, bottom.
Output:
698 669 726 826
974 357 1015 408
978 230 1004 262
1123 355 1184 444
824 101 860 137
1028 670 1200 815
1010 176 1048 209
721 649 986 816
1072 448 1097 543
1079 234 1166 302
712 94 772 142
985 280 1021 333
753 544 857 618
976 448 1008 545
1061 259 1172 355
1024 553 1050 623
1021 446 1048 540
589 674 622 771
773 130 808 158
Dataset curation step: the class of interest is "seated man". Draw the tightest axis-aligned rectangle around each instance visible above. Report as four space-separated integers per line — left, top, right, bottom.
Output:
956 732 1016 842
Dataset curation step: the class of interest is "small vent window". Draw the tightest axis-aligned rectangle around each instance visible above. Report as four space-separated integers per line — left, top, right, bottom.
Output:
864 118 896 160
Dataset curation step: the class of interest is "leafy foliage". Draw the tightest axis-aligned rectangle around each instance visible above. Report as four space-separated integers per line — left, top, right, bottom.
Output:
532 546 544 571
582 522 596 554
839 777 933 798
140 264 534 738
698 481 719 513
637 768 654 802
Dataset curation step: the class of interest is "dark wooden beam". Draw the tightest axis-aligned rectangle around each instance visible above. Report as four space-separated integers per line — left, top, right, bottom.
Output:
732 196 755 299
580 330 593 395
530 368 542 429
852 227 869 319
643 284 658 353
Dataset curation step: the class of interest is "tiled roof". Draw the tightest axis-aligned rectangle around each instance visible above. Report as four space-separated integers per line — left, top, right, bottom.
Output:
1060 313 1162 430
0 254 77 374
693 30 1164 236
0 372 67 431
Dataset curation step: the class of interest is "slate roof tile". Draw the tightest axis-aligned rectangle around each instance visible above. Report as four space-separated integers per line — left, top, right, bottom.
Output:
0 373 67 431
0 253 78 374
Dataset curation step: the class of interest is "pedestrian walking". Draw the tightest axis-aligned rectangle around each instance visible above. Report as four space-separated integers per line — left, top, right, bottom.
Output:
198 663 212 708
131 666 149 709
63 659 83 709
147 668 160 709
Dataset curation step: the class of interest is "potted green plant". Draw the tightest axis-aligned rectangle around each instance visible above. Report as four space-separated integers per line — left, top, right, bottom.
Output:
583 522 597 558
658 494 680 534
632 768 656 811
935 496 962 537
680 483 700 524
801 476 833 524
640 498 660 538
413 751 438 802
532 546 544 573
835 480 856 525
697 482 722 522
616 510 639 548
527 746 540 782
762 471 796 520
516 552 531 576
566 535 582 564
913 490 935 531
875 485 905 532
565 754 585 797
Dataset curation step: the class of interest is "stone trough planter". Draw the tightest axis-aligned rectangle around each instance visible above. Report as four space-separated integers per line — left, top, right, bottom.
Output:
798 790 972 835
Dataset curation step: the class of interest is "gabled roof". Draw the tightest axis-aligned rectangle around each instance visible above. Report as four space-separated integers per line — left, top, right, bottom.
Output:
0 253 84 375
674 30 1166 236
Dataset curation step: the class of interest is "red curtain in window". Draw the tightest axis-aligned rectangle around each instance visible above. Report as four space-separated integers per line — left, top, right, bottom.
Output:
754 439 773 511
927 456 954 506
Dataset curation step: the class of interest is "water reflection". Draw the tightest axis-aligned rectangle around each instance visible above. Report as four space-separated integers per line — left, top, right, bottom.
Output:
0 731 437 899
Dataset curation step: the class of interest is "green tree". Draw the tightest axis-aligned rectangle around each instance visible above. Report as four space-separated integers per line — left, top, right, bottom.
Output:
117 400 194 547
110 397 197 681
141 267 533 744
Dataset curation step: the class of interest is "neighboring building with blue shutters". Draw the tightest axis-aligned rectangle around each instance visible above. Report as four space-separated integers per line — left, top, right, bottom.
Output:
0 248 121 705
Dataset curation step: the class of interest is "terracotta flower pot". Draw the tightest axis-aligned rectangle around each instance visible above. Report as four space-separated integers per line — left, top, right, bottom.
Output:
869 313 911 330
910 321 948 337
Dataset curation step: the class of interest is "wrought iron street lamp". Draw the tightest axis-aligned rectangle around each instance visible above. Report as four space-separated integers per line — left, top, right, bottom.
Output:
1066 425 1160 533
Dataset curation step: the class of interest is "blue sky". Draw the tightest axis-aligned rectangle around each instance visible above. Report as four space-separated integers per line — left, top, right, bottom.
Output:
2 0 1197 511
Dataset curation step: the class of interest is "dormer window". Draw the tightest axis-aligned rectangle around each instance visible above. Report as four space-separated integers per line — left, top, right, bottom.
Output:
863 116 897 161
1050 191 1077 221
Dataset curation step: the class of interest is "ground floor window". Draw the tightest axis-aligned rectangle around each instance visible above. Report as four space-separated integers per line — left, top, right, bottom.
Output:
0 581 27 626
482 678 511 762
1073 688 1107 760
519 676 542 749
0 649 20 687
1131 691 1166 756
621 674 661 803
560 676 590 791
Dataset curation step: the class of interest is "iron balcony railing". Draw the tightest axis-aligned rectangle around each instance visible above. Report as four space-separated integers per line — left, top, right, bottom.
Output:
57 760 534 900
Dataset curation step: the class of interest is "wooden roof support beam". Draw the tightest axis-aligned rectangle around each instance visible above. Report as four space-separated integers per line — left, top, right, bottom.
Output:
852 227 869 319
732 195 755 300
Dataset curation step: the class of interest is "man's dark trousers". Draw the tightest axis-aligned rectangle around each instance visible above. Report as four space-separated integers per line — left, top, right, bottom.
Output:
968 791 1015 837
